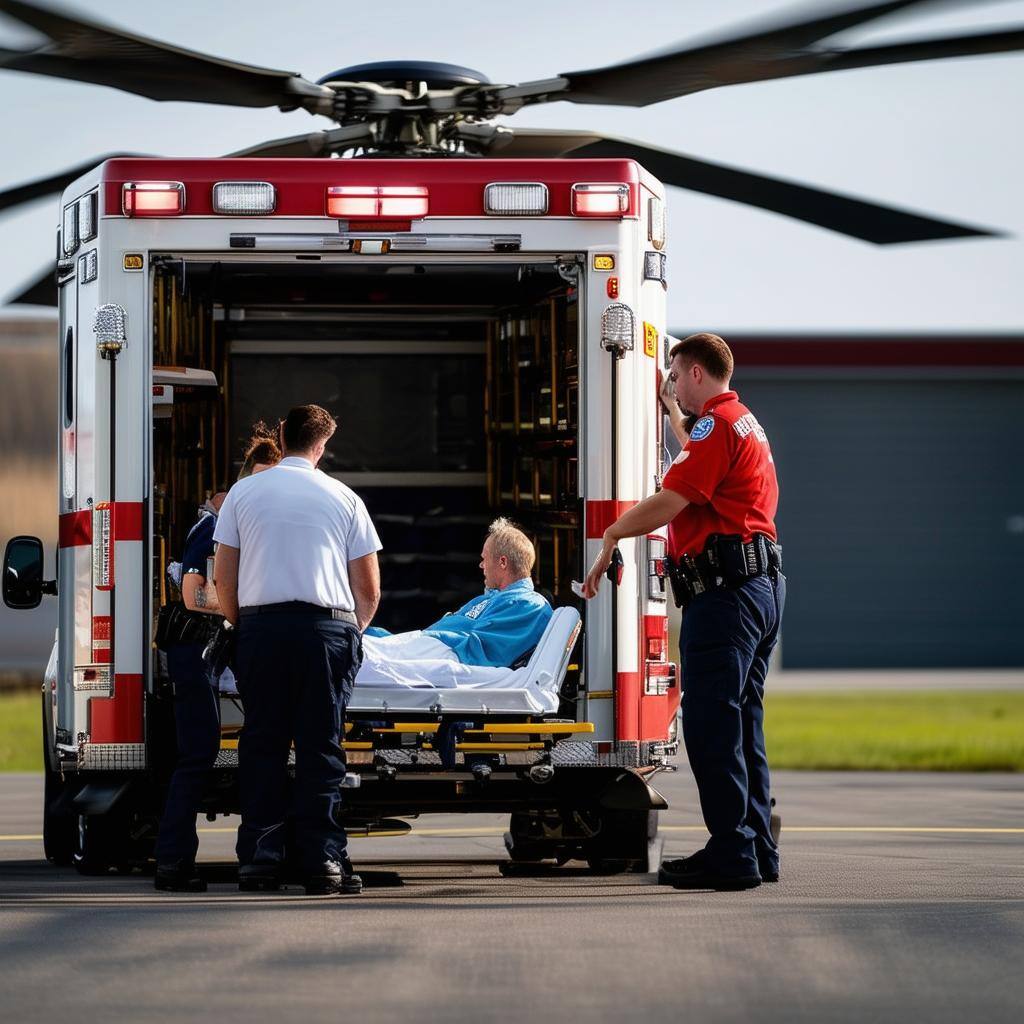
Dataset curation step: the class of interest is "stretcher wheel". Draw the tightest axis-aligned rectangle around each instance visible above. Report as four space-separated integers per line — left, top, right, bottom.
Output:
586 856 629 875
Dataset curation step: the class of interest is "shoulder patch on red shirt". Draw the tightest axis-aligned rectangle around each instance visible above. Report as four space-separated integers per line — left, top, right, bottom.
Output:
689 415 715 441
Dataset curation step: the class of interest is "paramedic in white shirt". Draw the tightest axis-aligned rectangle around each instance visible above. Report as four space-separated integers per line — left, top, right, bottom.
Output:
213 404 381 897
359 518 552 688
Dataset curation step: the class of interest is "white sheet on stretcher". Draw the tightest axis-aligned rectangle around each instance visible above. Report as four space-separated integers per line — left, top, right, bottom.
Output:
348 606 582 715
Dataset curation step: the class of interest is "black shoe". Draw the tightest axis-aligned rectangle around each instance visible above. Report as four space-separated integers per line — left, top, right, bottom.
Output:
671 867 762 892
303 859 363 896
657 850 710 885
154 862 207 893
759 864 779 883
238 863 282 892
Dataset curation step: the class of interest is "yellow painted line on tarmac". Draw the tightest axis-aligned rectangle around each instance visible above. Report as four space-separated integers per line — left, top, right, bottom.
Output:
3 826 1024 844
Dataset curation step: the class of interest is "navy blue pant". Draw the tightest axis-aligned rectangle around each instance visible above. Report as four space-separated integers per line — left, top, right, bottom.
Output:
680 572 786 878
155 642 220 865
233 610 362 873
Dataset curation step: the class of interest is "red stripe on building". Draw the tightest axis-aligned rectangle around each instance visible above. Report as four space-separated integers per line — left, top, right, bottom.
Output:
89 674 143 743
586 500 638 539
726 336 1024 369
58 510 92 548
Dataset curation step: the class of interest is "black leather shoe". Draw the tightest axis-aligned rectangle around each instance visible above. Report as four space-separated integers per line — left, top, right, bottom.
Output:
671 868 762 891
657 850 709 885
154 862 206 893
238 863 282 892
303 859 362 896
759 864 780 883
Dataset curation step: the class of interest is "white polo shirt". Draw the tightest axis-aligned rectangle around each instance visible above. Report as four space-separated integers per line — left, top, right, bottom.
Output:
213 456 381 610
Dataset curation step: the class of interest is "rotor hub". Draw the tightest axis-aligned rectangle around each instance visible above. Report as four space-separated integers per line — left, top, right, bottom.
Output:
317 61 490 89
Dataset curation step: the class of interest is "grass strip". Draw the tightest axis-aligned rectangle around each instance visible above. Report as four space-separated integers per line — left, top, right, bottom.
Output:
765 690 1024 771
0 690 41 772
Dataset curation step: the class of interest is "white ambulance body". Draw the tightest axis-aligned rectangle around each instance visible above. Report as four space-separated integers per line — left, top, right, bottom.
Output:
11 156 681 872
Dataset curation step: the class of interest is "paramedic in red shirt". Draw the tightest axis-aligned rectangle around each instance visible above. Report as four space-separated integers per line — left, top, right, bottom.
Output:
583 332 785 892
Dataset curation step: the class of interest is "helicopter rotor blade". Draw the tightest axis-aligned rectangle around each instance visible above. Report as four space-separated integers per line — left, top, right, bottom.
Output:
499 1 1024 108
0 0 333 112
6 262 56 306
480 129 1001 244
0 154 144 214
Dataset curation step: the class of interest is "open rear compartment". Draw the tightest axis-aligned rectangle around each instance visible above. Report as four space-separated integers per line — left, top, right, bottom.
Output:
150 256 588 741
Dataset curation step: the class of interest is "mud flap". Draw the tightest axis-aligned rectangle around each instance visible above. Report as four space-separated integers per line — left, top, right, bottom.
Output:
72 780 132 816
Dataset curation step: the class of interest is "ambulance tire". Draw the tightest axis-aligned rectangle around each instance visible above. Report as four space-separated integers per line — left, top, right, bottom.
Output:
73 810 133 876
41 698 75 866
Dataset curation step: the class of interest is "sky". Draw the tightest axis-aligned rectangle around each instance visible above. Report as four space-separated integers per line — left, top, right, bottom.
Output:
0 0 1021 332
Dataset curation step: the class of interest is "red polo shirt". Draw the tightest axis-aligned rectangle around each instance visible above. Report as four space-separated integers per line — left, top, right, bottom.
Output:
661 391 779 559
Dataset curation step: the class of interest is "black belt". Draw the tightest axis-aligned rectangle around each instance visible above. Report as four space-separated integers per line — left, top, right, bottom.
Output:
664 534 782 609
239 601 357 625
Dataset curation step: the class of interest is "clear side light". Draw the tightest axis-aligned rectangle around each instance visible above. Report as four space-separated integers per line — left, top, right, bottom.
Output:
644 251 667 288
648 195 666 249
484 182 549 216
92 503 113 590
600 302 636 353
572 183 630 217
212 181 276 215
647 536 667 601
78 249 98 284
62 204 79 255
78 193 98 242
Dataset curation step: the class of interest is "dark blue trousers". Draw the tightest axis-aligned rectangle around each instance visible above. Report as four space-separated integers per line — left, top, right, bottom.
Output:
680 572 786 878
233 610 362 873
155 642 220 865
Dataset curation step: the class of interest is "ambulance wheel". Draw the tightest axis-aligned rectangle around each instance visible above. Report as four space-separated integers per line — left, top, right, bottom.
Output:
41 698 75 866
73 812 131 876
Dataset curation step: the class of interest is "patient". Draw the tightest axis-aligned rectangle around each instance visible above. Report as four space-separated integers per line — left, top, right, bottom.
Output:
358 518 553 689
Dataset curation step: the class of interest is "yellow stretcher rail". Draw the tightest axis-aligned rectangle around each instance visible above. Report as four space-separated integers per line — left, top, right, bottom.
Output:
366 722 595 735
219 739 544 753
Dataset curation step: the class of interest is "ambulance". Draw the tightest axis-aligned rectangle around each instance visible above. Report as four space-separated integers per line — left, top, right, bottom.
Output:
2 156 680 875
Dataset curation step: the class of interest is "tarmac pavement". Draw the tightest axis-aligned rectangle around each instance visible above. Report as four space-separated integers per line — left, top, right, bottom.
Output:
1 767 1022 1023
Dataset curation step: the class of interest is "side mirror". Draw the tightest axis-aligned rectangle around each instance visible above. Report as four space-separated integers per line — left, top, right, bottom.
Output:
3 536 53 610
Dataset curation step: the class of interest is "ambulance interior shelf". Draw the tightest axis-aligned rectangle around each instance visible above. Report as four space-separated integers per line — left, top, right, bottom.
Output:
151 273 228 618
152 366 219 420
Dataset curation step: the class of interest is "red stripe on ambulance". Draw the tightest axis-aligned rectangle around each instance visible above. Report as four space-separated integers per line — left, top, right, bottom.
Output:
585 500 638 539
89 674 143 743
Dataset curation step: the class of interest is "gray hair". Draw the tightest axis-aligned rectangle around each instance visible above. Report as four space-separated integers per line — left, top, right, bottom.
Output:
487 517 535 578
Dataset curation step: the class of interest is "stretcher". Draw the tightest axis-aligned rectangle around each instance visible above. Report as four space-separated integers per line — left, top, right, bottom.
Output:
347 606 582 715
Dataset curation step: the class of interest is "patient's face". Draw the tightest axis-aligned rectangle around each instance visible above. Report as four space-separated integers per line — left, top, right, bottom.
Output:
480 537 505 590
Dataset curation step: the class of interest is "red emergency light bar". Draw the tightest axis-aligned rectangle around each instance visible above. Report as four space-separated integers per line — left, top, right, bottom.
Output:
327 185 428 219
122 181 185 217
100 159 649 219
